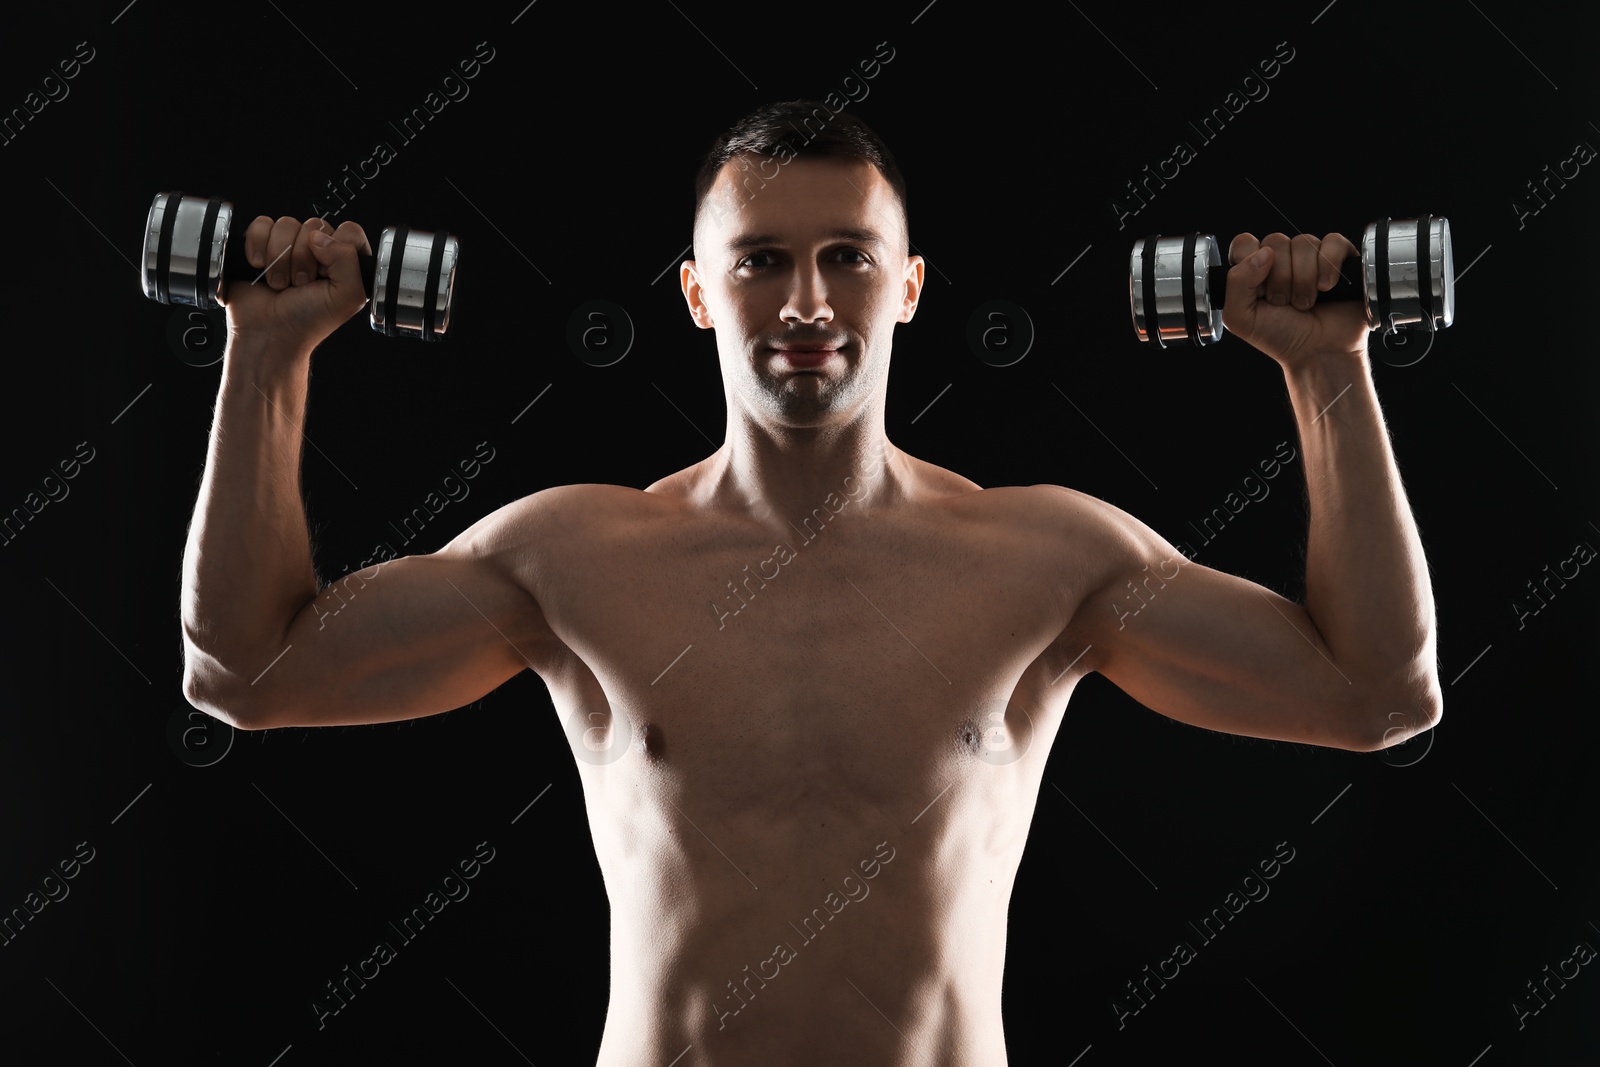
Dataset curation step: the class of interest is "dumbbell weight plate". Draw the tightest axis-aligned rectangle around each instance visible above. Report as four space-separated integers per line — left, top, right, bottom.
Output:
1128 232 1226 348
142 193 233 311
370 225 459 339
1362 216 1453 333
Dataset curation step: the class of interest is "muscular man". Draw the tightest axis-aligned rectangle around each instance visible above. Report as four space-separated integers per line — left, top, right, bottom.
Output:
181 102 1441 1064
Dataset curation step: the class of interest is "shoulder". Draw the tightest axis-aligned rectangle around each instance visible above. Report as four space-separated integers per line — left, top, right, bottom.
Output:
883 449 1162 557
430 483 688 660
939 482 1188 597
438 482 683 575
941 482 1159 547
461 479 683 531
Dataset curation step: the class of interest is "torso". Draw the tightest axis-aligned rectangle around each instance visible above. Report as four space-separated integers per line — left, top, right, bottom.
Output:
512 459 1104 1066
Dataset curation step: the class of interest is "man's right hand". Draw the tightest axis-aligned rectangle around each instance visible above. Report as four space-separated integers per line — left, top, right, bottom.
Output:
221 216 373 355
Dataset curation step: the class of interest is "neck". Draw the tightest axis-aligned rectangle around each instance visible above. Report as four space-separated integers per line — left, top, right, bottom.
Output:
697 412 907 528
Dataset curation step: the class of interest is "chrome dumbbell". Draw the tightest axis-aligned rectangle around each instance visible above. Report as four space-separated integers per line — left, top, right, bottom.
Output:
1129 215 1453 347
141 191 460 340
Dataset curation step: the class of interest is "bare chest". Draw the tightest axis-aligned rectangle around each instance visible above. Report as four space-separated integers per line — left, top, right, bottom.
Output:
531 506 1075 809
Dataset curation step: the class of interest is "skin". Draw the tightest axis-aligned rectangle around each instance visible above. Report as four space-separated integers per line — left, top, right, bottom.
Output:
181 155 1441 1065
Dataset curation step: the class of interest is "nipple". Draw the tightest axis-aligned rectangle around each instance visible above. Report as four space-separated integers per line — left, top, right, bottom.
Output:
637 722 665 761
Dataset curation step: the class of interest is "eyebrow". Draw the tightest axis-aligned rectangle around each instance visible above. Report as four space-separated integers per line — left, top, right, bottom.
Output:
726 228 888 252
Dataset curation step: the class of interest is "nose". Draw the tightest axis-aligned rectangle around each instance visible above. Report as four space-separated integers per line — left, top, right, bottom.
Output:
780 262 832 325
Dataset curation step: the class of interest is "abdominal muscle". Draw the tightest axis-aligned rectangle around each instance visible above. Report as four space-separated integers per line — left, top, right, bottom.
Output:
577 716 1050 1067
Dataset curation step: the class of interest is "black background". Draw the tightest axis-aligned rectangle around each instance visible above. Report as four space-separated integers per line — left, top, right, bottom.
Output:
2 0 1597 1063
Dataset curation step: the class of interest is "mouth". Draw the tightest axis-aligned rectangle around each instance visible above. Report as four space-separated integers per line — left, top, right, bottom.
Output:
767 346 842 369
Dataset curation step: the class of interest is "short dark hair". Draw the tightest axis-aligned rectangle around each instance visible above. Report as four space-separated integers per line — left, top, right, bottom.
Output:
692 100 909 245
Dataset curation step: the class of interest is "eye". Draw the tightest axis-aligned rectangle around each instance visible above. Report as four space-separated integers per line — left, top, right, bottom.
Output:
834 247 874 267
736 251 777 270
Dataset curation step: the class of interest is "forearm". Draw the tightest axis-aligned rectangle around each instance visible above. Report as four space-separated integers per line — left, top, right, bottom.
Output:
181 336 320 716
1284 346 1440 715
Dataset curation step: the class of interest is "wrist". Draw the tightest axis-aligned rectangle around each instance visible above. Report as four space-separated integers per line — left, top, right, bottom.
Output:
222 326 315 377
1281 342 1371 388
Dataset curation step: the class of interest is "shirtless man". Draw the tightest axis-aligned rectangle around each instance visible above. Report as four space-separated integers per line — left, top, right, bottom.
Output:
180 102 1441 1064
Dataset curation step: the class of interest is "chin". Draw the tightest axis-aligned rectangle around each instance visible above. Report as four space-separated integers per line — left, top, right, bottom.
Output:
755 380 848 426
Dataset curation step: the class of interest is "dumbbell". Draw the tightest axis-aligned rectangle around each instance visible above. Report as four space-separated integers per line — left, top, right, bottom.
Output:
1128 215 1453 348
141 192 459 340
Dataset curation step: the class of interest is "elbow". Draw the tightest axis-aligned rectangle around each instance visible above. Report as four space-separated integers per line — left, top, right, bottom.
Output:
1343 676 1443 754
182 662 277 732
181 620 284 731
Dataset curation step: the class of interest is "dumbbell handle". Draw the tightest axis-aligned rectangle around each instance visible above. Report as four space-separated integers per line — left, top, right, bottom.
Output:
142 191 458 340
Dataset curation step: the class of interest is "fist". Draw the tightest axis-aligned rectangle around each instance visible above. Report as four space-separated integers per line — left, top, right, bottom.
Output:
1223 232 1369 365
221 216 372 355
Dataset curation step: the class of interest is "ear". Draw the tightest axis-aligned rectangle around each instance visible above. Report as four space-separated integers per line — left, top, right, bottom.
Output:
897 255 925 323
681 260 715 329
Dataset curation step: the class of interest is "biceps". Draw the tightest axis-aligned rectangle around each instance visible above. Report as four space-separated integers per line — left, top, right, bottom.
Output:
1083 564 1354 748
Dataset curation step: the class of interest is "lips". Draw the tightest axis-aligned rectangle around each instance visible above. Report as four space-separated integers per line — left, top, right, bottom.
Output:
763 329 850 371
770 347 839 368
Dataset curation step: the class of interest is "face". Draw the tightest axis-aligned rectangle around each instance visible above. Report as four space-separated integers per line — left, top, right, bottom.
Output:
682 155 924 429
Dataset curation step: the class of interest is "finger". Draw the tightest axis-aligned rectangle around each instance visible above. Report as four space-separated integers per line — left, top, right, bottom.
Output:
1224 241 1273 333
1227 232 1263 265
1317 232 1360 292
243 215 274 270
332 220 372 259
1228 233 1264 300
1261 232 1292 306
265 216 301 289
292 219 332 287
1290 234 1321 310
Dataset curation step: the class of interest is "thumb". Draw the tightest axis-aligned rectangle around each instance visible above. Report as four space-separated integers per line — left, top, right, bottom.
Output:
1224 244 1273 334
309 229 369 315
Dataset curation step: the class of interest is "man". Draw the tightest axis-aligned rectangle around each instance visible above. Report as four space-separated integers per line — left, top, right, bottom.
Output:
181 101 1441 1063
